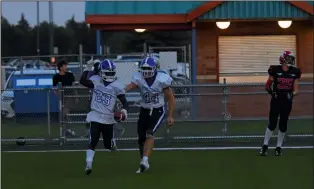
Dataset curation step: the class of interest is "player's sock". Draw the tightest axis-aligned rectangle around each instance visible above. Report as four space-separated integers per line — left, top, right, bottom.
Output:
276 131 285 147
143 156 148 162
263 128 273 145
86 149 95 167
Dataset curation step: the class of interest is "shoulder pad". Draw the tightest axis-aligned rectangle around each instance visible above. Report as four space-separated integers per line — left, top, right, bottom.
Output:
89 75 101 83
157 72 170 81
111 80 125 90
268 65 279 76
291 67 302 79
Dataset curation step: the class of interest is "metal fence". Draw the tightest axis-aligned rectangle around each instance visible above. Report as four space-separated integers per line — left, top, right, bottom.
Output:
1 82 312 150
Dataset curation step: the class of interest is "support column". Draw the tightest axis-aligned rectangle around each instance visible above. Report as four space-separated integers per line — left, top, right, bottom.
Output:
191 23 197 84
96 30 101 55
191 21 198 119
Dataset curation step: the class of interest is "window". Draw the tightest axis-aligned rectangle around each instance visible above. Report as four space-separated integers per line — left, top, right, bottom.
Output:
16 79 36 86
38 78 53 86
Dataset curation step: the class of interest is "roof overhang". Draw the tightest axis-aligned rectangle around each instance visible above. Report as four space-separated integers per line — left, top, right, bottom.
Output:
85 1 313 30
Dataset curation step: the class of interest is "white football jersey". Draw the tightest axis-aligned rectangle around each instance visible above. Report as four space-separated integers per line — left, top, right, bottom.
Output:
86 75 125 124
131 72 172 109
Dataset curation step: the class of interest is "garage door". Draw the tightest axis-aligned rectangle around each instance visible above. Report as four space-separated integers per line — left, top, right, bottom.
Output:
219 35 297 74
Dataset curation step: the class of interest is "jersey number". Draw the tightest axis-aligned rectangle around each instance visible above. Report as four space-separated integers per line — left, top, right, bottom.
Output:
143 92 159 104
276 78 294 90
94 90 111 106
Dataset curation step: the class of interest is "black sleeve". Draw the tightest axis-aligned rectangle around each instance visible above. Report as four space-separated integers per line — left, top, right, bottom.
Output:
52 74 58 87
268 66 276 77
80 71 94 88
70 72 75 83
117 94 128 111
295 68 302 79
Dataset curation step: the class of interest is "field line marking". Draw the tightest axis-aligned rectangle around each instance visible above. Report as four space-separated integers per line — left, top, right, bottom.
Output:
2 146 313 153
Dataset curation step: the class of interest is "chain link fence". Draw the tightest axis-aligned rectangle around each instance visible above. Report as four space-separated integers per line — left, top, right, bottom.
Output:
1 82 312 150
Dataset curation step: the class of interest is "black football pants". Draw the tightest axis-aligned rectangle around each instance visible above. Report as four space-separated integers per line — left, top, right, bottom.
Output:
88 122 114 150
268 96 293 133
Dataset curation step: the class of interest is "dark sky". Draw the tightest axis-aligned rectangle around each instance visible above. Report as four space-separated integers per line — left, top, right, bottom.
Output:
2 2 85 26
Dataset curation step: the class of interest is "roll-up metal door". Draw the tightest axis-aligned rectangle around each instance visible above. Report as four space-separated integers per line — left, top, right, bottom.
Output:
219 35 297 74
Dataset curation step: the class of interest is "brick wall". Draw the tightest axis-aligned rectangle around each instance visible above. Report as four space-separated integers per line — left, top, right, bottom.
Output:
195 20 313 118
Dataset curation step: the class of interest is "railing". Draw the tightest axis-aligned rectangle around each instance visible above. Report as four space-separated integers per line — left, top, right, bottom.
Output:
1 82 313 149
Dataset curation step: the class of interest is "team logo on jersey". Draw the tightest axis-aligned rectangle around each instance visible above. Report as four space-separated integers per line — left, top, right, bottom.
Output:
290 74 295 77
277 73 282 76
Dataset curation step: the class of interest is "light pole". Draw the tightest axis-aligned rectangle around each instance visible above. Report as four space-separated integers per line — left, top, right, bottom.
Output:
49 1 54 55
36 1 40 55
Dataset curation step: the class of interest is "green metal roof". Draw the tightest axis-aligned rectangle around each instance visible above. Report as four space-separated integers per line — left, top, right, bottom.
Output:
85 1 206 15
199 1 312 20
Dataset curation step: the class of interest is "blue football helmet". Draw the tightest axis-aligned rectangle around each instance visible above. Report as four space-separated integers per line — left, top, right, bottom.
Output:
140 57 157 78
99 59 117 82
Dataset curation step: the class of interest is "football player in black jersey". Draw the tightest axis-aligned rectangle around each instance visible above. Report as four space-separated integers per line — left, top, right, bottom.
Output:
260 51 301 156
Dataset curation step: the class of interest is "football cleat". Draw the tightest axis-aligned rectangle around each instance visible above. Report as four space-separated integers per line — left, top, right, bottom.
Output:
85 167 92 175
139 159 150 173
275 147 282 156
136 168 141 174
260 145 268 156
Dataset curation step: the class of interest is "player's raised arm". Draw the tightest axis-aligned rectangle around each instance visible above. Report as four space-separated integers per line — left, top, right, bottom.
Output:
80 70 94 88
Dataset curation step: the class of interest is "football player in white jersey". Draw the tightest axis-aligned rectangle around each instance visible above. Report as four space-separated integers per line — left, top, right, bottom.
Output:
80 59 128 175
125 57 175 173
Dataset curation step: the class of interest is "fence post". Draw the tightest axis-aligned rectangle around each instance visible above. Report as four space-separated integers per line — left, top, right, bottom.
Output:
58 82 64 145
47 89 51 136
79 44 83 74
222 78 231 135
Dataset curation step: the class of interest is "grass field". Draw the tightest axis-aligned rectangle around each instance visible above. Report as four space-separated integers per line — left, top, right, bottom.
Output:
2 149 313 189
1 119 313 139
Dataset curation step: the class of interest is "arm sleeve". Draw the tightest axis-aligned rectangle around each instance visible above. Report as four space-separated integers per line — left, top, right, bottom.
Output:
80 71 94 88
70 73 75 83
131 74 139 86
295 68 302 79
267 66 275 76
161 75 173 89
117 94 128 110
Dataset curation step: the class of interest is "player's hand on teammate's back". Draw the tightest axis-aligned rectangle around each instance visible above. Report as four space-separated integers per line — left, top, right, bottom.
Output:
167 116 174 127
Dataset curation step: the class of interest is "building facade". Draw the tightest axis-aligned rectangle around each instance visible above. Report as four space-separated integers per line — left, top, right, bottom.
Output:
85 1 313 118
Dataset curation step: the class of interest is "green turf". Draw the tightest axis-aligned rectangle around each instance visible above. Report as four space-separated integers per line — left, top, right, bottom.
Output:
2 149 313 189
2 119 312 138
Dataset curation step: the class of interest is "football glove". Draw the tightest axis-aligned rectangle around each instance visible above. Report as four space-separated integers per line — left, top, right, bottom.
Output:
121 109 128 119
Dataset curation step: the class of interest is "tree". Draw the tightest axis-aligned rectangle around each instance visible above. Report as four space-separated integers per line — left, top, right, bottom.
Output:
0 15 191 57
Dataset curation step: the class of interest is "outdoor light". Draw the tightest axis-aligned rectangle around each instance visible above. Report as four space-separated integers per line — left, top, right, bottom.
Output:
135 29 146 33
216 21 230 29
278 20 292 29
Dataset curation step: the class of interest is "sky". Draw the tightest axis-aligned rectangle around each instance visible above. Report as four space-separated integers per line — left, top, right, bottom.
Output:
1 2 85 26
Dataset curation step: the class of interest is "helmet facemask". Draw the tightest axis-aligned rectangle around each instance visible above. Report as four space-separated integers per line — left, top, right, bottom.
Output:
100 69 116 82
140 65 156 78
